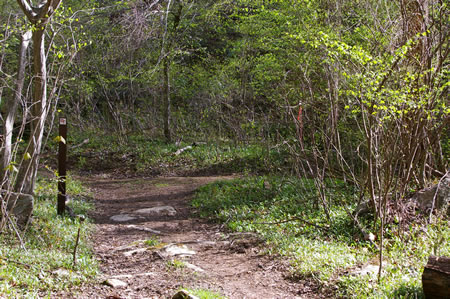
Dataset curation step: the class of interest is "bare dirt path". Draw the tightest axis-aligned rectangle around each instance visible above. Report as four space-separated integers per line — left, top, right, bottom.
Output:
61 174 316 299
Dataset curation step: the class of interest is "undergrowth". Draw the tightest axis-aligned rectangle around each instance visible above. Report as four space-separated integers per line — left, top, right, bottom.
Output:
62 129 290 175
192 176 449 298
0 174 98 298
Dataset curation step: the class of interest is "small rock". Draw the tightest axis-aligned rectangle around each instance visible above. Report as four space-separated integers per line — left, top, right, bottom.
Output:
134 272 155 277
172 290 200 299
185 262 205 273
160 244 196 257
110 272 154 280
112 243 137 253
111 274 133 279
126 224 162 234
110 214 137 222
351 263 387 277
123 248 147 257
52 269 70 277
104 278 128 288
135 206 177 216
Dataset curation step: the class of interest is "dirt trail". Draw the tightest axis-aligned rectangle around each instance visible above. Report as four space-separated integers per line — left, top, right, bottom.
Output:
62 174 315 299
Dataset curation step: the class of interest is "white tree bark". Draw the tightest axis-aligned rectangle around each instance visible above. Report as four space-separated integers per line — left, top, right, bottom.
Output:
1 30 32 185
11 0 62 211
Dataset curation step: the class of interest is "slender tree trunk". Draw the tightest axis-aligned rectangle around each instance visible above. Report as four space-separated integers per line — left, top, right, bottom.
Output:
162 58 171 142
160 0 182 143
1 30 32 184
14 28 48 194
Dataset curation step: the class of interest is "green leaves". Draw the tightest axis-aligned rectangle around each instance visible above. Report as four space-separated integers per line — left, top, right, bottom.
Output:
54 135 66 144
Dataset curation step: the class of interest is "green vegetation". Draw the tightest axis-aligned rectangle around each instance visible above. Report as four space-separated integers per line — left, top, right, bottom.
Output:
0 175 98 298
67 130 290 175
193 176 450 298
183 288 227 299
166 259 186 270
144 237 160 248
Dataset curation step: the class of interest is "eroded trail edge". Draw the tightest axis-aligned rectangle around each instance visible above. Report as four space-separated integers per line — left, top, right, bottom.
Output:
66 175 313 299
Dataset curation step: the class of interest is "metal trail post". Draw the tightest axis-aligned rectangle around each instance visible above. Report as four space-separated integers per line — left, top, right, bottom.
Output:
57 117 67 215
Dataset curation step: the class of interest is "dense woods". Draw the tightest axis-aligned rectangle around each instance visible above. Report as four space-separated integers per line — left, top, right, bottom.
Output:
0 0 448 297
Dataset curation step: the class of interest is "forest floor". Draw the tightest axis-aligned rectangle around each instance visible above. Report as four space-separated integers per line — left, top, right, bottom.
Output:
56 172 320 299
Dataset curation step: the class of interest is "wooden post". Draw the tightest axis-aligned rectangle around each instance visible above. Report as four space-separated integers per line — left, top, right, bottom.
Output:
422 255 450 298
57 117 67 215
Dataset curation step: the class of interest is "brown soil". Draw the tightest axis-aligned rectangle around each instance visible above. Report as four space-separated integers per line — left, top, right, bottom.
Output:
57 173 319 299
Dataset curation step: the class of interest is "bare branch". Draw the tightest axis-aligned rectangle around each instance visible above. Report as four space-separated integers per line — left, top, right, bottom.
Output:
15 0 37 22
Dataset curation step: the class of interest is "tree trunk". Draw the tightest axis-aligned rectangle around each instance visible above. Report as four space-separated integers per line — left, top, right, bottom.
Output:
162 58 171 143
14 28 48 195
1 30 32 185
160 0 183 143
422 255 450 299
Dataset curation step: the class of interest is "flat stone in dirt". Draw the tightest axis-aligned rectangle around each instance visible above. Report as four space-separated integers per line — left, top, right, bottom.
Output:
126 224 162 234
185 262 205 273
160 244 196 257
110 214 137 222
104 278 128 288
134 206 177 216
135 205 177 216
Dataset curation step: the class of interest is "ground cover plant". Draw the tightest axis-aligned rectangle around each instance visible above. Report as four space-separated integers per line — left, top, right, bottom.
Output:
192 176 450 298
0 174 98 298
183 288 227 299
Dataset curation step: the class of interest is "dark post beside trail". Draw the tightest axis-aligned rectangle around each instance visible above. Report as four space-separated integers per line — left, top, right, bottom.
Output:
57 117 67 215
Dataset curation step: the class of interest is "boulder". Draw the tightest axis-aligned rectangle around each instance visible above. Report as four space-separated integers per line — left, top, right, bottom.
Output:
412 176 450 214
3 192 34 228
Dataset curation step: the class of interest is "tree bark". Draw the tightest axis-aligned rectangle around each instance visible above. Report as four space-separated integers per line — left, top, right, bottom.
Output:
12 0 62 199
160 0 182 143
162 58 171 142
422 255 450 299
1 30 32 185
14 28 48 195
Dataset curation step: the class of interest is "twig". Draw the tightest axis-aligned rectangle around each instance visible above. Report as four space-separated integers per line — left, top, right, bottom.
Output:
73 215 85 267
429 171 449 223
8 217 27 252
71 138 89 149
2 257 33 269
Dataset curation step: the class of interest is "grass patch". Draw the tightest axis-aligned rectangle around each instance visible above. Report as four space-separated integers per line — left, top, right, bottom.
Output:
183 288 227 299
166 259 186 270
0 174 98 297
143 237 160 247
192 176 450 298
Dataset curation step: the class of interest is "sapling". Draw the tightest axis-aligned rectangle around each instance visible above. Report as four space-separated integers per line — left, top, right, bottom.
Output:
73 215 86 267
